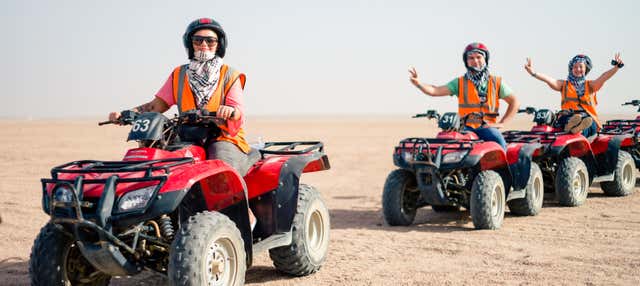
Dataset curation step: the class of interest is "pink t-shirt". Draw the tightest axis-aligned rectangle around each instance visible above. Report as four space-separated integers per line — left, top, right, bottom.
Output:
155 73 245 136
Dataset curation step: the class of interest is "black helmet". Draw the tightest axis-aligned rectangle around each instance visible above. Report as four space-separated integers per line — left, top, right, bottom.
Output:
182 18 226 59
462 42 490 69
569 54 592 75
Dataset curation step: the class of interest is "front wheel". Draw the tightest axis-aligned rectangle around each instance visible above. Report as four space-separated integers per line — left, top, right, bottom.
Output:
508 162 544 216
555 157 589 206
29 223 111 286
382 169 419 226
601 150 636 196
169 211 246 286
269 184 330 276
470 170 505 230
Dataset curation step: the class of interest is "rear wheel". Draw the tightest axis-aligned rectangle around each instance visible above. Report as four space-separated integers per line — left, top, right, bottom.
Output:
269 184 330 276
555 157 589 206
29 223 111 286
470 170 505 230
601 150 636 196
169 211 246 286
508 163 544 216
382 169 419 226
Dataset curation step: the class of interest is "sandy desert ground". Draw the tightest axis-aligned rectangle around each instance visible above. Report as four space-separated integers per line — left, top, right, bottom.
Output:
1 115 639 285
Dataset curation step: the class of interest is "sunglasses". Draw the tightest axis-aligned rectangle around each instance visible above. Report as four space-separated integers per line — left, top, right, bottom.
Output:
191 36 218 46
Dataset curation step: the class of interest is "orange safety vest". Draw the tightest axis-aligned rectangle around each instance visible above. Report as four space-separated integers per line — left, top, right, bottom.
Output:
457 76 501 129
561 80 601 129
171 64 250 153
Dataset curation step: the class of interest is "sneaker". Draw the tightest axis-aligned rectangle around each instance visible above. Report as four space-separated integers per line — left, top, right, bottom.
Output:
570 117 593 134
564 114 583 132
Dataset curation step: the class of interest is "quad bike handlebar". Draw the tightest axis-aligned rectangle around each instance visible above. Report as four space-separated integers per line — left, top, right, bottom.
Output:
99 110 220 126
413 110 440 120
622 100 640 106
413 110 499 131
621 100 640 112
518 107 537 114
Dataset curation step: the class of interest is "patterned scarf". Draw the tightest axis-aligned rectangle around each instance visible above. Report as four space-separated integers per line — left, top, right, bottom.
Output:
465 66 490 102
567 57 586 97
188 51 223 109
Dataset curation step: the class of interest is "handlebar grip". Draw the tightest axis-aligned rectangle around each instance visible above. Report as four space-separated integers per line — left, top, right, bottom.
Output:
98 120 114 126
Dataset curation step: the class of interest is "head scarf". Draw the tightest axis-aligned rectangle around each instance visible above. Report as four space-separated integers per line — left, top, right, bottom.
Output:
187 51 223 109
464 50 490 101
567 56 587 97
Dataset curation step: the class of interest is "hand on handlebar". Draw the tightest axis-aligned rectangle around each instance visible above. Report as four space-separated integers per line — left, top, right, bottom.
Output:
216 105 236 120
100 110 134 126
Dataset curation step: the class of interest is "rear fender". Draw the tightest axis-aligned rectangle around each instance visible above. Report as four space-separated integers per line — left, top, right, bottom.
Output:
508 143 543 190
245 152 329 234
591 135 624 177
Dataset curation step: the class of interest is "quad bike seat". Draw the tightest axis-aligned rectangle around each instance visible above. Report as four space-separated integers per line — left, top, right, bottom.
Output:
245 147 261 169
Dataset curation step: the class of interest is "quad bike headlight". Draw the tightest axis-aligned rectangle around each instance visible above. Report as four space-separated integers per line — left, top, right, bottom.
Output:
442 151 469 164
53 184 75 203
117 186 156 212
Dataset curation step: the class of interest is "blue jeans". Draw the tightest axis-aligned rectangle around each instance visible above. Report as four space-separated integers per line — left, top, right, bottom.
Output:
464 126 507 150
582 121 598 137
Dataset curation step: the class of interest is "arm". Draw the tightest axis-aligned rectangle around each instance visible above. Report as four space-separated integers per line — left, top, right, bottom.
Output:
409 66 452 96
133 97 170 113
499 95 519 125
108 74 173 122
219 80 244 137
524 57 563 91
590 53 623 92
108 97 170 122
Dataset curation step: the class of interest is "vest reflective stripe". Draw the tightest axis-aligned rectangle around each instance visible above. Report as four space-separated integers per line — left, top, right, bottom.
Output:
560 80 601 129
177 64 187 114
458 76 501 128
172 64 250 153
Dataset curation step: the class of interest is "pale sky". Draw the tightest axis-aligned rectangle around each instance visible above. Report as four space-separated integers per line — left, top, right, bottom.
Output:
1 0 638 118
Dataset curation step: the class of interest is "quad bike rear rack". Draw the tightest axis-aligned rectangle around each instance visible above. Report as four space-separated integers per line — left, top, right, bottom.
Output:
601 120 640 135
260 141 324 157
502 130 568 144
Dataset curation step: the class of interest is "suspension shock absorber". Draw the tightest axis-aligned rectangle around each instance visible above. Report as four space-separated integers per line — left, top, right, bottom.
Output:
158 215 174 241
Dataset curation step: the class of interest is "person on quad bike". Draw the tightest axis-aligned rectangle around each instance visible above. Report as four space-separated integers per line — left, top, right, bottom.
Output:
408 42 519 150
108 17 251 175
107 18 257 227
524 53 625 137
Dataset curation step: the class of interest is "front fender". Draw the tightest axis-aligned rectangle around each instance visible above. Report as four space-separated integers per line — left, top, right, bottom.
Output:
469 141 509 171
112 159 248 227
549 135 592 158
163 159 247 211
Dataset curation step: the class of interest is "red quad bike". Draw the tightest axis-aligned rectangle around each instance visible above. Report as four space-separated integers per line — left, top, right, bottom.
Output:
503 107 636 207
29 110 331 286
382 110 544 230
600 99 640 168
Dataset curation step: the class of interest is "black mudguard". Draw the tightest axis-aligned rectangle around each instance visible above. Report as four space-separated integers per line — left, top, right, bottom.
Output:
593 135 624 177
270 153 329 233
509 143 542 191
